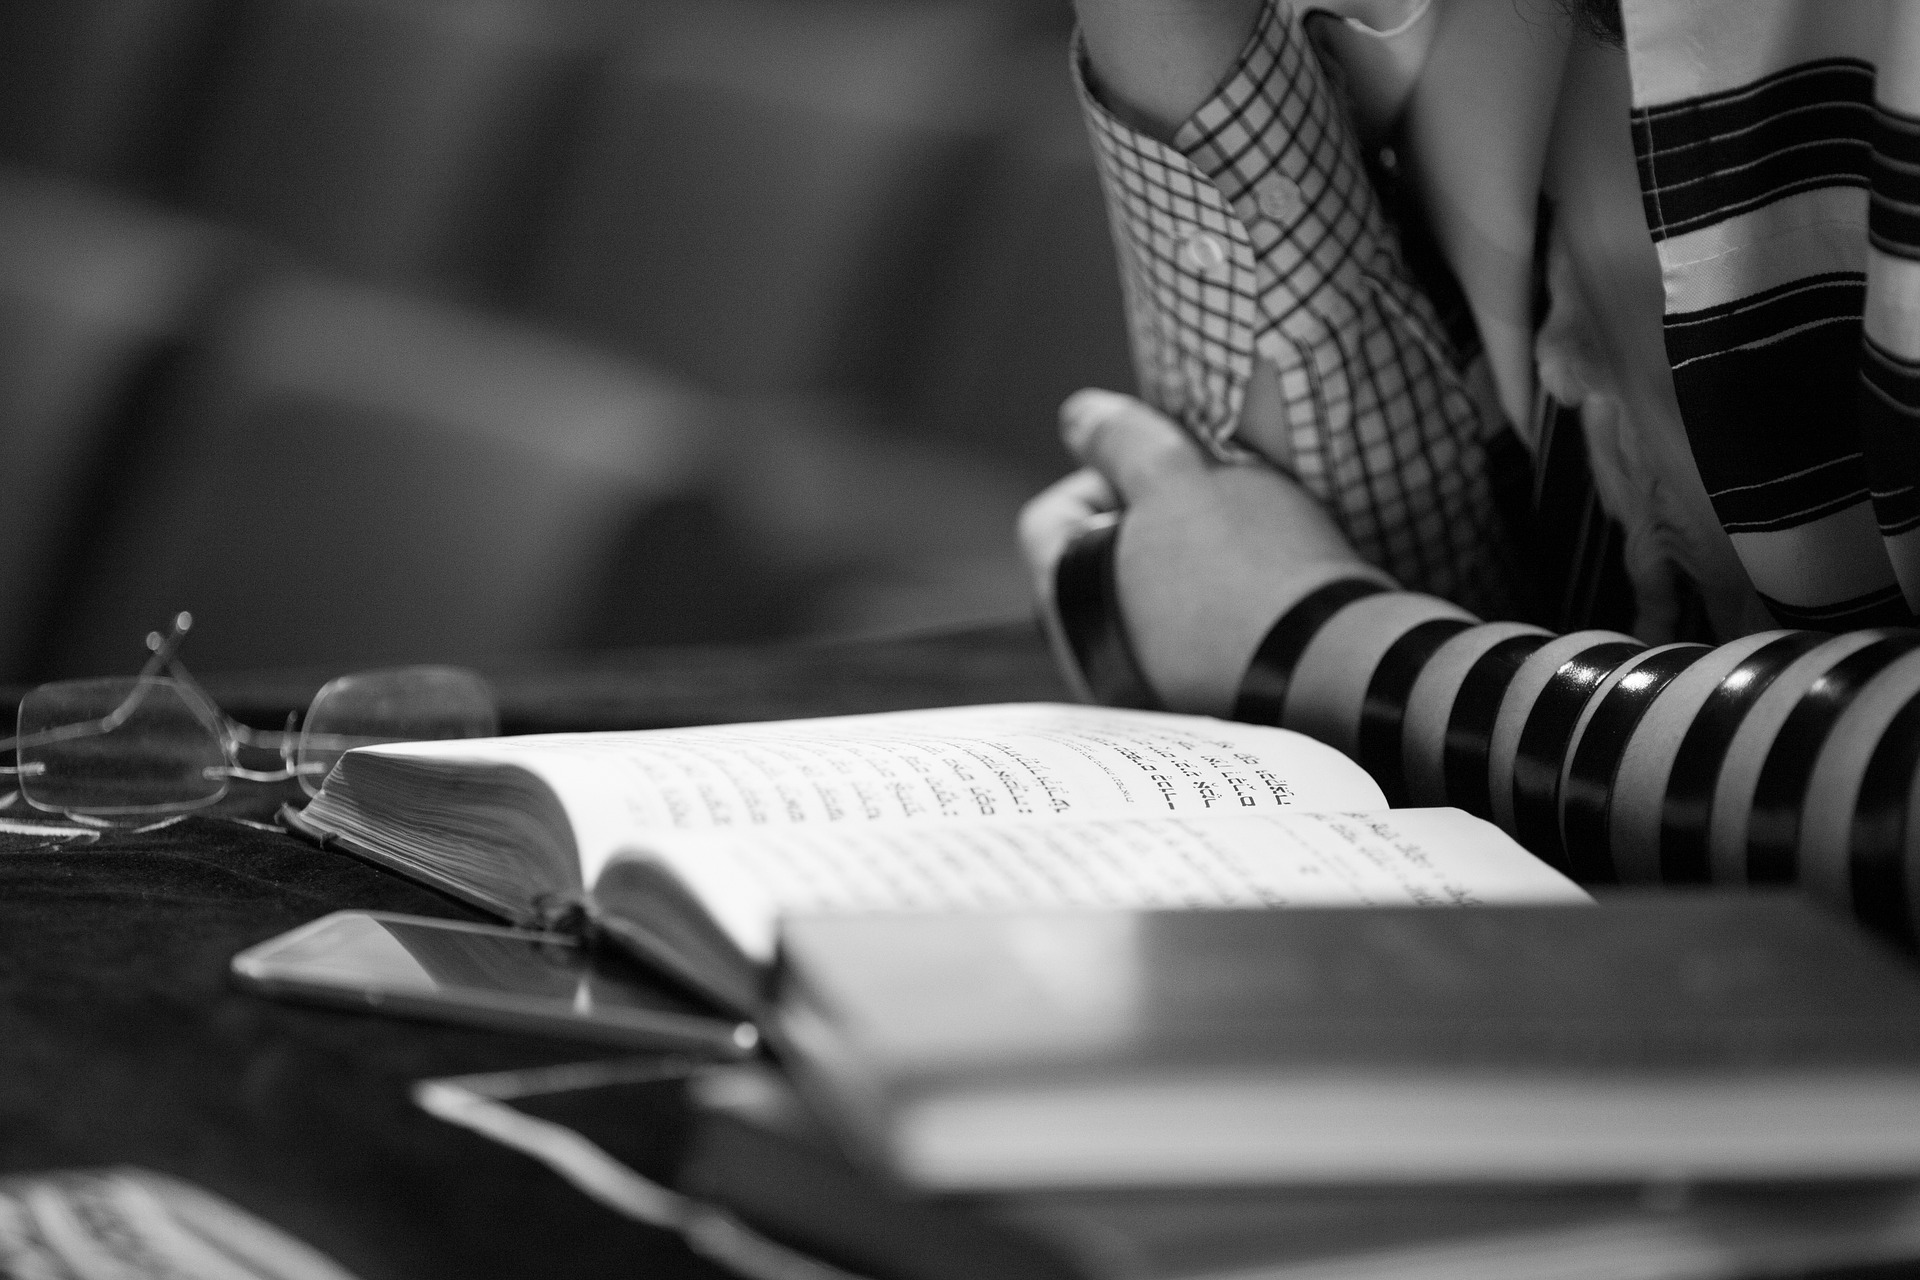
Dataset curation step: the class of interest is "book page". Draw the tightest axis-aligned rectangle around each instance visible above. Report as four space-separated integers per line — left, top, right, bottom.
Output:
370 704 1384 887
639 808 1589 963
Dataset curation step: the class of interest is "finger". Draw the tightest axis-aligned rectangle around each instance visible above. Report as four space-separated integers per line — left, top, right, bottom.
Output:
1018 468 1120 596
1059 389 1206 500
1054 465 1120 516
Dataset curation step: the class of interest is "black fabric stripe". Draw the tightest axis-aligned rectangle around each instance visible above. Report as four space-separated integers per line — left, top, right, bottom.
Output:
1861 334 1920 536
1561 645 1709 884
1760 585 1915 631
1862 332 1920 407
1746 633 1920 882
1870 102 1920 260
1864 492 1920 544
1871 162 1920 214
1662 274 1864 368
1634 59 1873 153
1441 634 1546 821
1658 631 1828 883
1358 618 1472 807
1232 579 1387 726
1868 204 1920 262
1510 642 1644 872
1053 519 1160 710
1873 99 1920 150
1633 59 1872 242
1850 689 1920 946
1668 338 1866 531
1711 466 1868 534
1874 501 1920 540
1641 139 1868 242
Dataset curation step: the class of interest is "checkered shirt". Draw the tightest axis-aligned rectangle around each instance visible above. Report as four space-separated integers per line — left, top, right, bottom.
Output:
1075 0 1514 616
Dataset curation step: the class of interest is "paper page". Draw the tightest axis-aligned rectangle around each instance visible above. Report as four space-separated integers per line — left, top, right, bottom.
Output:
646 807 1589 963
368 704 1384 887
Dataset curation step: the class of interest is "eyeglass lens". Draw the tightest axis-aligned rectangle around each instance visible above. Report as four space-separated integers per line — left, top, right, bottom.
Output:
297 667 499 797
17 678 230 816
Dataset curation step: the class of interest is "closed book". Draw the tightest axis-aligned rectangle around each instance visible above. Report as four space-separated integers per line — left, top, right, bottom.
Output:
774 894 1920 1190
417 1056 1920 1280
682 1066 1920 1280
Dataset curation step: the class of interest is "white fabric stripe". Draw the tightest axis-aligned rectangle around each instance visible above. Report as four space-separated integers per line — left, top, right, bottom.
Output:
1727 502 1897 606
1866 247 1920 358
1655 186 1867 311
1883 4 1920 117
1665 273 1861 331
1624 0 1883 111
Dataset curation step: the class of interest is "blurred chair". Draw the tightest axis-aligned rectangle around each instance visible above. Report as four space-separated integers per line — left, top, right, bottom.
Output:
0 171 235 681
42 275 717 677
704 395 1041 639
0 0 227 198
189 0 612 298
527 0 1010 403
898 45 1137 483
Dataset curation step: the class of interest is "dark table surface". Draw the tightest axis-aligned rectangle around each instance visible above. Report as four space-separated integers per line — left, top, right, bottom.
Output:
0 619 1068 1280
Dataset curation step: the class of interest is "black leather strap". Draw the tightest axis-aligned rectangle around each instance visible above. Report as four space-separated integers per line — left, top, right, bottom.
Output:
1657 631 1825 883
1510 641 1643 872
1232 579 1387 726
1560 644 1709 884
1441 634 1548 820
1851 689 1920 946
1747 633 1920 883
1358 618 1472 806
1052 518 1159 710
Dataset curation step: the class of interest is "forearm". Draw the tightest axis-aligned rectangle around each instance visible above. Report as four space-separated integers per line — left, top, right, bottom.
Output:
1243 580 1920 938
1071 0 1264 138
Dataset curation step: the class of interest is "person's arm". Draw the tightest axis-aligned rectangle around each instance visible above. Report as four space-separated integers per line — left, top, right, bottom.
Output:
1023 392 1920 942
1071 0 1264 140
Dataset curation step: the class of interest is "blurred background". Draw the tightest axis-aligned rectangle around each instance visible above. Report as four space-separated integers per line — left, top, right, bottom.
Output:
0 0 1135 680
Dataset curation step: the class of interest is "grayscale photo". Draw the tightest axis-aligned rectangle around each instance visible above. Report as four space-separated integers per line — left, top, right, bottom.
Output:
5 2 1920 1278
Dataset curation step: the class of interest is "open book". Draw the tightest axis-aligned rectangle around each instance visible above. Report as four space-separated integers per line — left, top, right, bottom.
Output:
290 703 1585 1014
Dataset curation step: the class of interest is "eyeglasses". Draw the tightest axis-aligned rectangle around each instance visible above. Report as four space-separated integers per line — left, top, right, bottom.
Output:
1 612 498 823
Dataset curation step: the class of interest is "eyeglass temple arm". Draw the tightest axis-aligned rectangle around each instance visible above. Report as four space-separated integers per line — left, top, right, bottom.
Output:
156 651 389 757
0 612 194 758
157 658 368 756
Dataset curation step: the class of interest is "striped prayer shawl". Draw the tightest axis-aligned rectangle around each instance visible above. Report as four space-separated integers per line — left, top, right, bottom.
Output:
1626 0 1920 630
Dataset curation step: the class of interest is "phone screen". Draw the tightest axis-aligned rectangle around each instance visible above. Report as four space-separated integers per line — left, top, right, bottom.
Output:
233 911 756 1055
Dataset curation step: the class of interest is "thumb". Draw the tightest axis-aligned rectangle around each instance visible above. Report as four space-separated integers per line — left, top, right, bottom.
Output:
1060 389 1206 502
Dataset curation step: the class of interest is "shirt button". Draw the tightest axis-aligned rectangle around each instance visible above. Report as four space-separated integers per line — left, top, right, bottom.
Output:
1256 175 1303 224
1178 229 1229 274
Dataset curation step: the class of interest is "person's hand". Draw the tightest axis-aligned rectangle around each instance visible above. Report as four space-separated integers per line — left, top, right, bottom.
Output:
1019 389 1388 716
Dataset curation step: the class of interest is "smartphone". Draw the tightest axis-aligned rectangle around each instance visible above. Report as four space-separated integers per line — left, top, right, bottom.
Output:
232 910 757 1056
